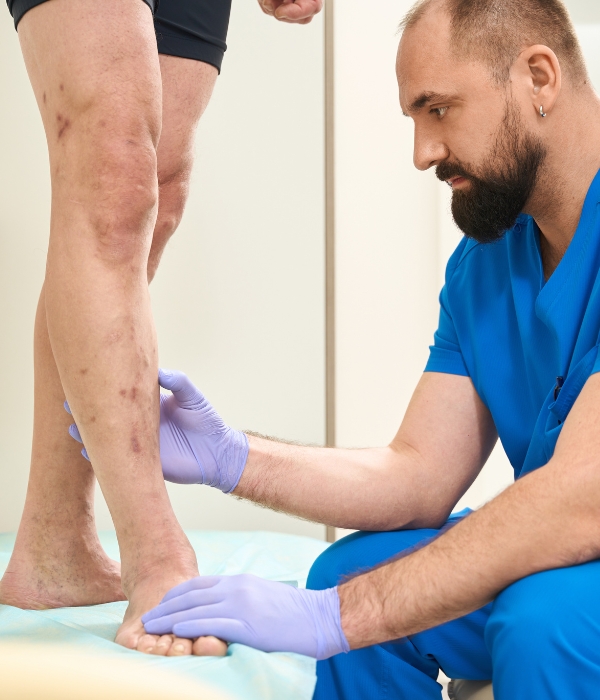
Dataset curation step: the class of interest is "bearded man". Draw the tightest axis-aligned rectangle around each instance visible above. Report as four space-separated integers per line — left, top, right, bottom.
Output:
73 0 600 696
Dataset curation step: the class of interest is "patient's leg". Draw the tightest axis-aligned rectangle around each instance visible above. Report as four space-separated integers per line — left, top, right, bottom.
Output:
0 288 124 609
0 0 223 656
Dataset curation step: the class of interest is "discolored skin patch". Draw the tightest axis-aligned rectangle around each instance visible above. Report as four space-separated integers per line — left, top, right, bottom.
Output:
56 113 71 140
131 435 141 453
130 387 137 401
120 389 127 397
43 92 47 104
80 368 88 375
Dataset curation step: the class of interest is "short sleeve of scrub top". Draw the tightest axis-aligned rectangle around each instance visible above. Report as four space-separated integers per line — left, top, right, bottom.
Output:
425 238 470 378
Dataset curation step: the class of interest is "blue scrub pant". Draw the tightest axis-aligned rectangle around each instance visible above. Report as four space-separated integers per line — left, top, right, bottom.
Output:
307 520 600 699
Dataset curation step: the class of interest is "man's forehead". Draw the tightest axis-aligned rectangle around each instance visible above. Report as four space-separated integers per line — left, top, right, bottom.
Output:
396 7 457 112
396 23 493 116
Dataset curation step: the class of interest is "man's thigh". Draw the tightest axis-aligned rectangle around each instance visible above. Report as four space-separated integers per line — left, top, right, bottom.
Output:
308 520 495 689
487 560 600 699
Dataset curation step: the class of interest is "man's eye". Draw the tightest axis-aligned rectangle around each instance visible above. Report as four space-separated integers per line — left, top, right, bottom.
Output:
431 107 449 118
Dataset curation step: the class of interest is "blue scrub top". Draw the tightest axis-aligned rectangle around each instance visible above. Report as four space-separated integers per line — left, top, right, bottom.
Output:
425 169 600 479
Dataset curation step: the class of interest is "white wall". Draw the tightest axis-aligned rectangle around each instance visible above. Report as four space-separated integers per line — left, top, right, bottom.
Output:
0 4 326 538
333 0 440 451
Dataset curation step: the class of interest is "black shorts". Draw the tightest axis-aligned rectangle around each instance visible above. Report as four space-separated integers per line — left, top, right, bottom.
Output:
7 0 232 72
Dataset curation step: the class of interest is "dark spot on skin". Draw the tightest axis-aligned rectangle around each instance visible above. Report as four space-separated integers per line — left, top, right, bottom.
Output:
43 92 47 104
100 120 106 127
130 387 137 401
57 114 62 121
80 368 88 375
57 116 71 140
60 83 64 91
131 436 141 453
90 416 96 423
120 389 127 397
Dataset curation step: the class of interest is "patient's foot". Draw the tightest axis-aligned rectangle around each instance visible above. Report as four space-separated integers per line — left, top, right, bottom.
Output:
116 556 228 657
0 535 125 609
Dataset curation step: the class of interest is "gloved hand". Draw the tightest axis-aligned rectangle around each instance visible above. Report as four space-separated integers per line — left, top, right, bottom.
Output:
141 574 350 660
257 0 323 24
66 369 249 493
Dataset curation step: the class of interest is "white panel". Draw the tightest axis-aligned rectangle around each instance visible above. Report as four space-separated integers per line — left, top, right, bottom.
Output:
576 25 600 91
334 0 440 449
0 20 48 533
146 4 326 538
565 0 600 24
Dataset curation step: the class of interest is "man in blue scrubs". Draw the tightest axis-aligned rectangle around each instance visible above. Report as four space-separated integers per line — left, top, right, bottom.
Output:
72 0 600 695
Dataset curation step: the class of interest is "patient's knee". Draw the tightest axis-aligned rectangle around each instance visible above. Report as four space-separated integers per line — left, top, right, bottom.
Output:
51 103 161 268
147 166 192 281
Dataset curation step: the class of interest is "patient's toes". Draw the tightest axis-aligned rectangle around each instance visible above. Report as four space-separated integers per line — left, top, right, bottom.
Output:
167 637 193 656
192 636 228 657
150 635 175 656
137 633 160 654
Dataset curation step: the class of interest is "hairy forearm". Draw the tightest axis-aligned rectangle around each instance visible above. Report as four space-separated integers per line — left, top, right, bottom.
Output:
338 458 600 649
234 435 449 530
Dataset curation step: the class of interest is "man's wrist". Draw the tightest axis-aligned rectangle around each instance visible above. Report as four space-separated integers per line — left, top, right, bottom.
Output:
338 571 394 650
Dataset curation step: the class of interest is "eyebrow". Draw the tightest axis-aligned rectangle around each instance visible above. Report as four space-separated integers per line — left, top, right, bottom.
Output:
402 91 457 116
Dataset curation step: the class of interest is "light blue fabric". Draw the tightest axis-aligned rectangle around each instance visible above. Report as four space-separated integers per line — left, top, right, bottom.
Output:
0 530 329 700
425 169 600 479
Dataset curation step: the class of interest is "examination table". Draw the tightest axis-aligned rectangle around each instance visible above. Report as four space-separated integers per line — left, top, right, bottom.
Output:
0 530 494 700
0 530 327 700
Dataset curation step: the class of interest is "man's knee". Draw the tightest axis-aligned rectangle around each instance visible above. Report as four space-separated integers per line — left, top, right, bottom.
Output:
486 561 600 664
307 528 439 591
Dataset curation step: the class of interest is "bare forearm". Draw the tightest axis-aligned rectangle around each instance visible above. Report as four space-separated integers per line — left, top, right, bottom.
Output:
339 458 600 649
234 435 448 530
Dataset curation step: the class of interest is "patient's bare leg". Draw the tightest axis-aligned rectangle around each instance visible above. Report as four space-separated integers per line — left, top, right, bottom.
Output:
0 288 124 609
0 0 224 656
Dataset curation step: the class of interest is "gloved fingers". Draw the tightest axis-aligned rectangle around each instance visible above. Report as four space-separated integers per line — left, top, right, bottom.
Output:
159 369 204 407
68 423 90 461
173 619 245 643
143 587 225 623
159 575 222 604
144 601 226 635
64 400 72 415
69 423 83 444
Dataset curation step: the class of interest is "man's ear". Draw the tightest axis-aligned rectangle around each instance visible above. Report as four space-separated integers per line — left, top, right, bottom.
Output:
513 44 561 118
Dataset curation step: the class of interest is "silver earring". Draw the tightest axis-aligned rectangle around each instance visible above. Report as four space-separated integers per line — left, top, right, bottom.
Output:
539 105 547 118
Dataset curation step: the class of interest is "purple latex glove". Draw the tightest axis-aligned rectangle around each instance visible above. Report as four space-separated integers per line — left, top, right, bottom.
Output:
141 574 350 660
66 369 249 493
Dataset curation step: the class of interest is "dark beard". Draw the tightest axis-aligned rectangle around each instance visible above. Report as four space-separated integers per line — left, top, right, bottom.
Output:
436 103 547 244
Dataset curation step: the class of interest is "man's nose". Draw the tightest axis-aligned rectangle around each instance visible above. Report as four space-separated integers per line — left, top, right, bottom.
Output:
413 127 449 171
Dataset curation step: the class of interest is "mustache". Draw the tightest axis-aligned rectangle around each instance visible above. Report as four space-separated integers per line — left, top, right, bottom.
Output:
435 161 475 184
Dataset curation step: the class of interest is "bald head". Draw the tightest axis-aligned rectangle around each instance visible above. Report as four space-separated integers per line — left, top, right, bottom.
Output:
401 0 588 86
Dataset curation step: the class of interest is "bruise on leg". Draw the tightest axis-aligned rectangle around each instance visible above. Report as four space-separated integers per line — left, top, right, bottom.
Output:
131 433 141 454
56 113 72 141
